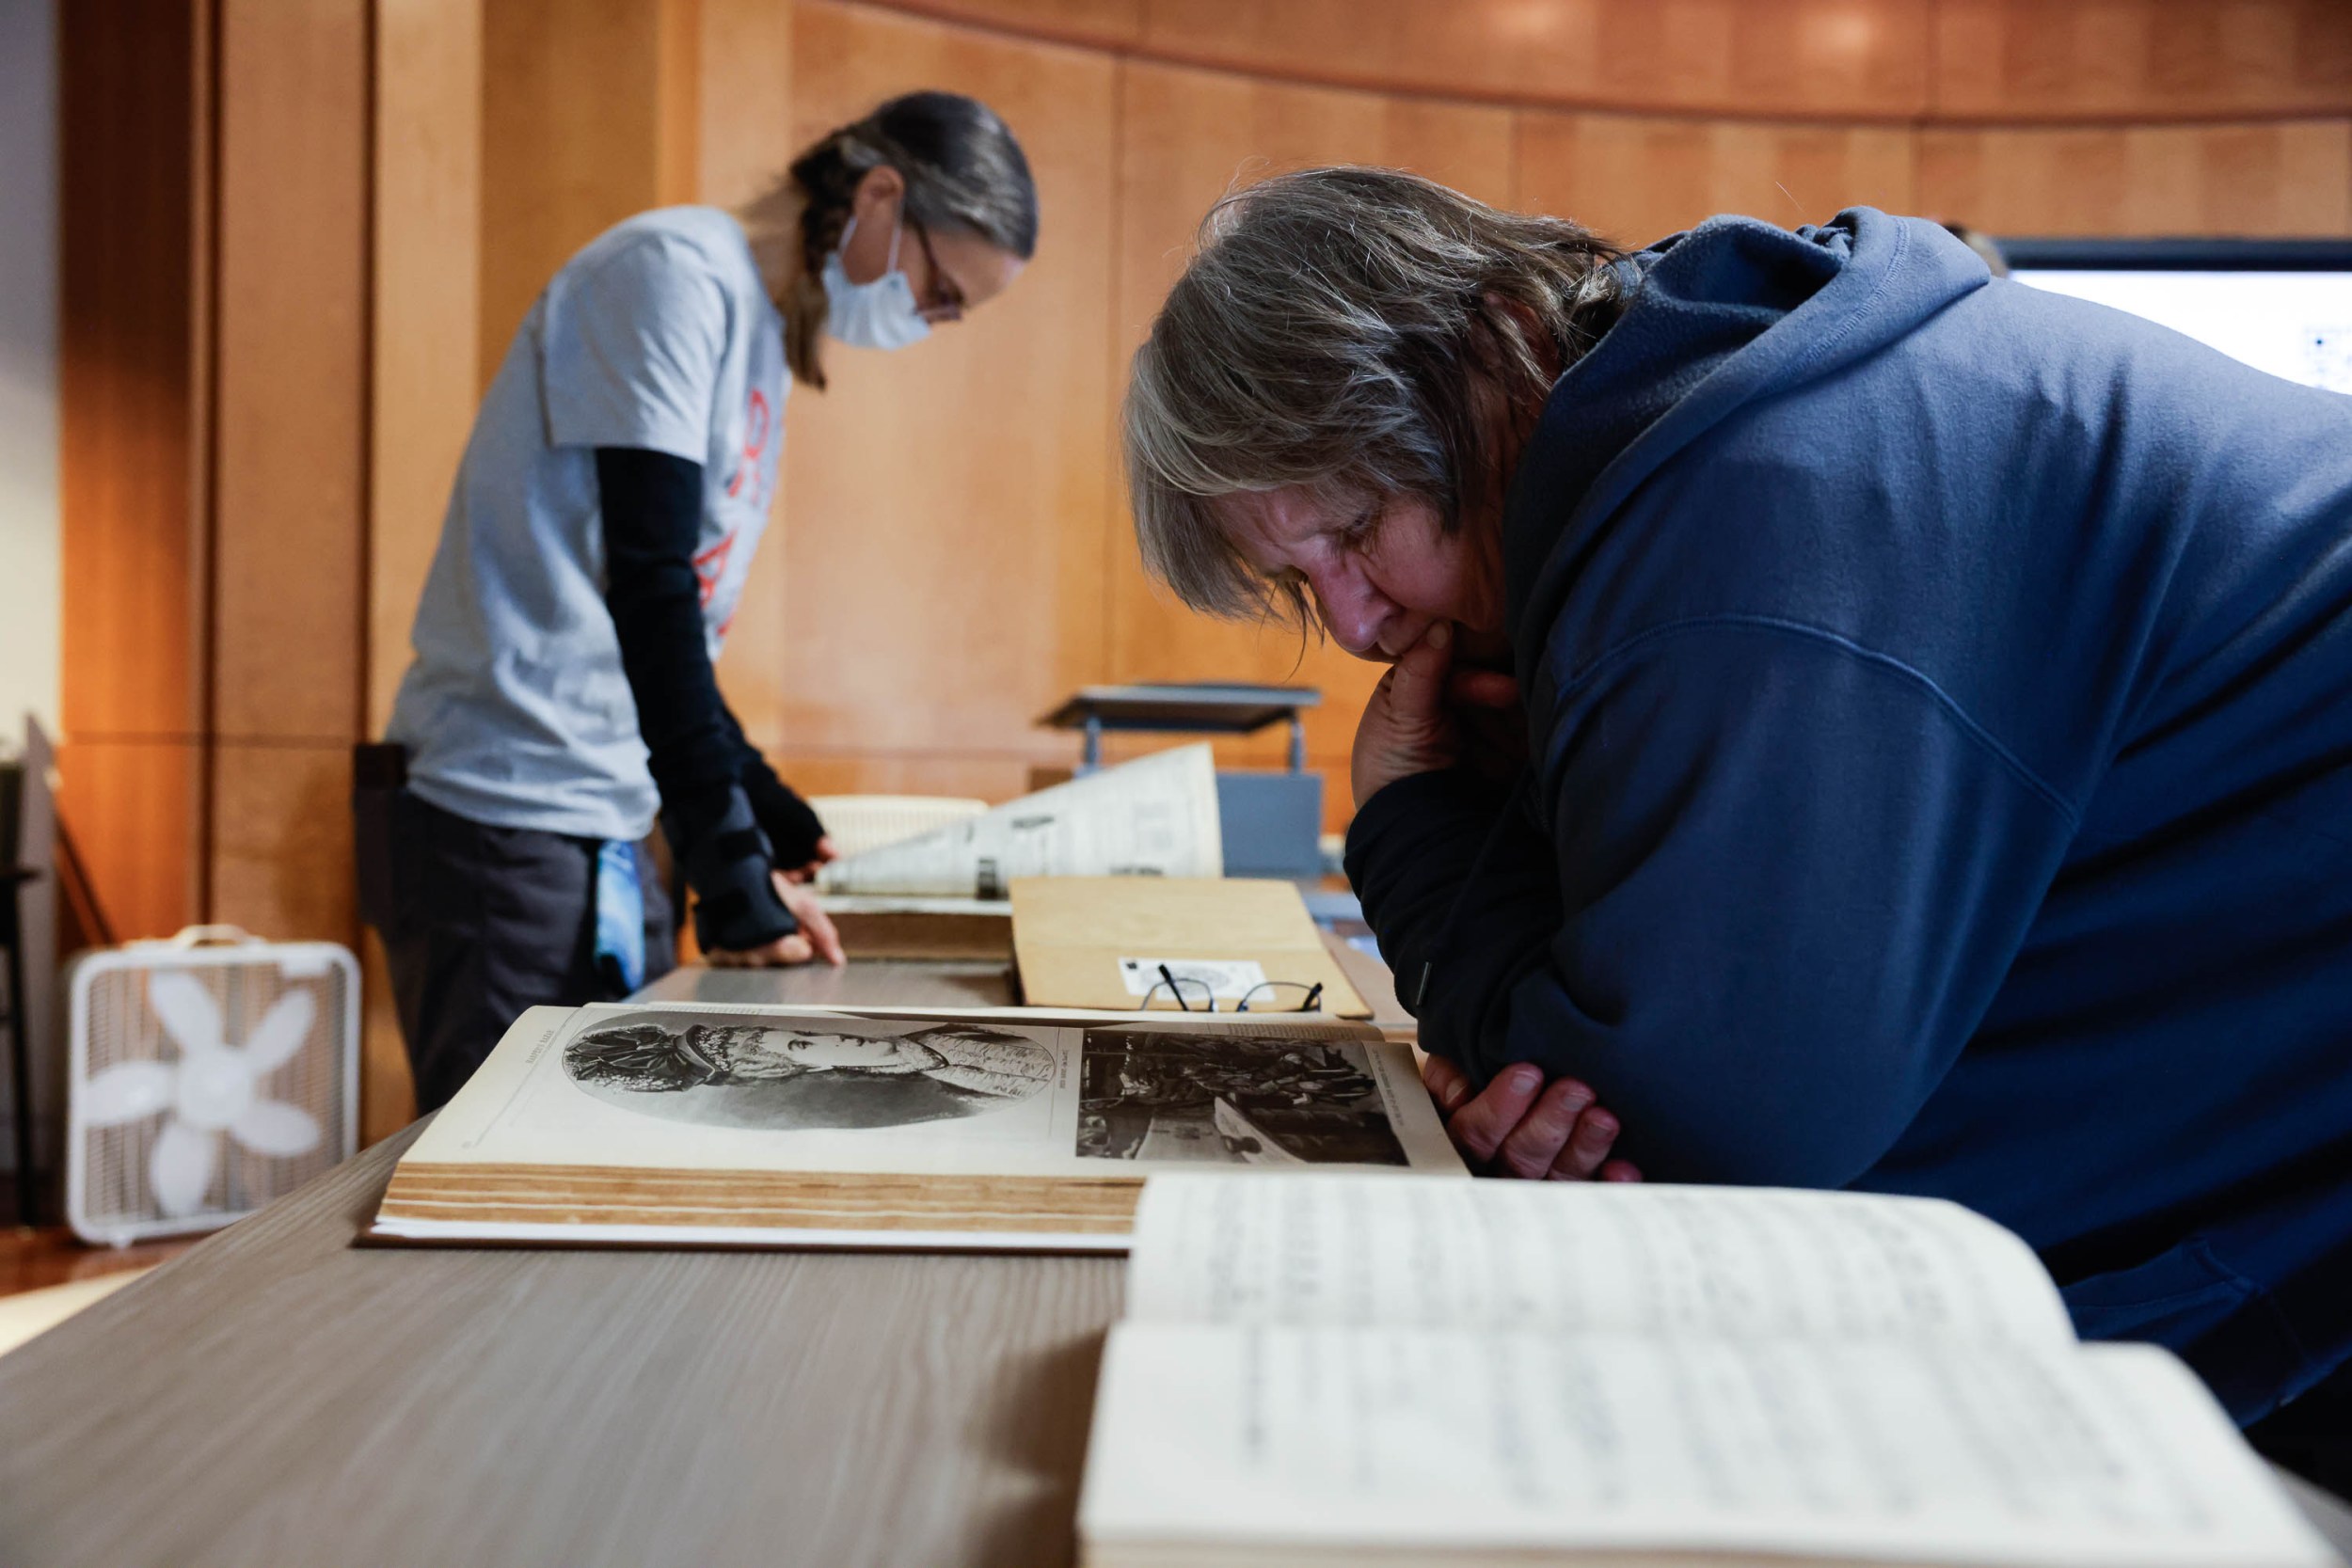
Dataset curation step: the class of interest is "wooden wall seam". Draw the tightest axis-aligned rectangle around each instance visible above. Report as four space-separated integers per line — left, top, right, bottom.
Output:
1922 0 1943 120
358 0 381 779
658 0 705 205
1103 52 1127 686
195 0 222 922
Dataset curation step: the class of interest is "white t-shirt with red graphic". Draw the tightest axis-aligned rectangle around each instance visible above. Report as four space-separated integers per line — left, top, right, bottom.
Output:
388 206 787 841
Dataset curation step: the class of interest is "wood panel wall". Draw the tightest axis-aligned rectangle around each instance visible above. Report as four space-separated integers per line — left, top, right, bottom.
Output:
871 0 2352 120
1918 120 2352 234
57 0 208 947
363 0 487 1137
60 0 2352 1145
209 0 372 953
749 2 1120 803
728 0 2352 816
59 0 380 1147
477 0 700 387
1931 0 2352 122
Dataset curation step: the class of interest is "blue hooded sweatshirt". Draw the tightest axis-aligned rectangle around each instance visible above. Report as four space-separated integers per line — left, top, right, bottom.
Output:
1344 210 2352 1423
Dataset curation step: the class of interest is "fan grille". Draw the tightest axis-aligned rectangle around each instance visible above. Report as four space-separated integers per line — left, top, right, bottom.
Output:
77 956 354 1235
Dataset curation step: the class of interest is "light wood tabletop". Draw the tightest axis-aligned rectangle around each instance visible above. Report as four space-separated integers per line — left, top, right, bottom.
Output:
4 958 2348 1568
640 927 1414 1036
0 960 1120 1568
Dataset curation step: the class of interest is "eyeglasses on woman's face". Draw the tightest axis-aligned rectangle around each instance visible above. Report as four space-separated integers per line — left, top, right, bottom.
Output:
904 217 967 324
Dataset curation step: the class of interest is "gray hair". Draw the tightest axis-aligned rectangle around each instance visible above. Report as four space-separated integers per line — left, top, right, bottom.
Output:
1124 166 1626 626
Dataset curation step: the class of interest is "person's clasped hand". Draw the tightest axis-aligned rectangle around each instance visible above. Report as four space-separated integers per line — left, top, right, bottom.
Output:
1423 1055 1643 1182
1351 621 1525 808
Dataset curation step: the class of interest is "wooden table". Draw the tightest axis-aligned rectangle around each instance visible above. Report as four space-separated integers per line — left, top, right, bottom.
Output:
0 960 1120 1568
4 958 2349 1567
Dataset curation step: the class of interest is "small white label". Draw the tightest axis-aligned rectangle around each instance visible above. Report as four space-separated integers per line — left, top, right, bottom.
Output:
1118 957 1269 1001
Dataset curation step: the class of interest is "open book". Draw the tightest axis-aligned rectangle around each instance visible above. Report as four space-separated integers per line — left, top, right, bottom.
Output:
364 1005 1460 1252
1080 1175 2337 1568
818 743 1221 899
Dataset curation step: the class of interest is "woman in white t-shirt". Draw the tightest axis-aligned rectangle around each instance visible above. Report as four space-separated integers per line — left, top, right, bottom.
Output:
358 91 1037 1110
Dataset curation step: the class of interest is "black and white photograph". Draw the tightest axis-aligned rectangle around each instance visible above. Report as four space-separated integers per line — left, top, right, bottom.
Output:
563 1010 1057 1132
1074 1030 1407 1165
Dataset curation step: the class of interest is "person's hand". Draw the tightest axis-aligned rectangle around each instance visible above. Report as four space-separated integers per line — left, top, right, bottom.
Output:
1352 624 1462 807
779 835 838 884
1423 1055 1642 1181
1352 624 1527 807
706 928 812 967
706 873 847 968
772 875 845 966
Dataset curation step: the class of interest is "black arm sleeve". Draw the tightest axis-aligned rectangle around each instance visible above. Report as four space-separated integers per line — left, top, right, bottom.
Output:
721 706 828 869
1350 626 2079 1187
596 446 797 951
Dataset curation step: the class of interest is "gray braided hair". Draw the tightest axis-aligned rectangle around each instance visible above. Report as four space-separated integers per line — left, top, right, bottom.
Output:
745 90 1038 388
1124 166 1626 626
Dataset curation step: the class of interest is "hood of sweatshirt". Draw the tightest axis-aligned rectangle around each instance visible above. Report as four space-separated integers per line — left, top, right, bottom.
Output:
1502 208 1992 677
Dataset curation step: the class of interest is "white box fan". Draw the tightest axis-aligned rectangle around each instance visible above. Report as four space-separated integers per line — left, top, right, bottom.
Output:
67 926 358 1245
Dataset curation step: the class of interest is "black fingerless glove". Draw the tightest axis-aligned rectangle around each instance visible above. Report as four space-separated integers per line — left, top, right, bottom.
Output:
668 787 800 954
739 754 827 870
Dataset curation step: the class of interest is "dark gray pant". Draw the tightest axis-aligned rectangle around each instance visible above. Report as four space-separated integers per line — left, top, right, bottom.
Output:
354 787 675 1113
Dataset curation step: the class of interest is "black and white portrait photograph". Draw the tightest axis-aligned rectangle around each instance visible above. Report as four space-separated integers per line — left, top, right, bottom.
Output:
1075 1031 1407 1165
564 1011 1057 1132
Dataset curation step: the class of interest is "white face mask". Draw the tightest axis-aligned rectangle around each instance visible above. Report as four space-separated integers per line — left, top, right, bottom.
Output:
821 214 931 353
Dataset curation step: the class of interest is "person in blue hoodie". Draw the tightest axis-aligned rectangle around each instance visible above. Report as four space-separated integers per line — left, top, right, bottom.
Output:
1121 166 2352 1463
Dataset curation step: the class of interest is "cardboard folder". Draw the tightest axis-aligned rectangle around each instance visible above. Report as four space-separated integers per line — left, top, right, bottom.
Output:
818 895 1012 960
1009 877 1371 1019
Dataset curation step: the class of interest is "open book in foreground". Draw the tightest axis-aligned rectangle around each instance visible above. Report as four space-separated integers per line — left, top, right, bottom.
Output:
1080 1174 2337 1568
363 1005 1459 1252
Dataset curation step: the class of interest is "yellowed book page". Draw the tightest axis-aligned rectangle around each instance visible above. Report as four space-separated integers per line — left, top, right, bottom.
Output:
1126 1174 2078 1348
397 1004 1464 1182
1080 1328 2334 1568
